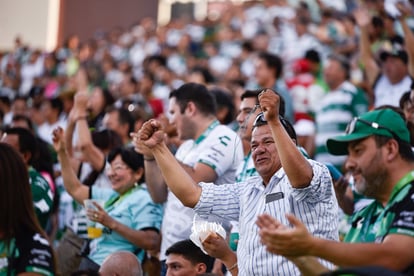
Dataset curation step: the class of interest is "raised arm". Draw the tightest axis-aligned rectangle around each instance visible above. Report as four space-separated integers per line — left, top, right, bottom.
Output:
354 7 380 88
132 121 218 203
134 120 202 207
132 134 169 203
258 89 312 188
397 3 414 76
52 127 89 204
73 91 106 171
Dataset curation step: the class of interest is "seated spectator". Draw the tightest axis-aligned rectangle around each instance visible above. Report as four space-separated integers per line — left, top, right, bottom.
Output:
99 251 143 276
53 127 163 271
55 90 123 276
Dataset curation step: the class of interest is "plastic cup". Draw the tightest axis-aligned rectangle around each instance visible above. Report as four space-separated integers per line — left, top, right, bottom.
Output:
84 199 105 239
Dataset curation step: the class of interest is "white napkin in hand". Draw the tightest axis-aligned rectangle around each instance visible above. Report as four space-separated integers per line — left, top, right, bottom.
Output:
189 221 226 254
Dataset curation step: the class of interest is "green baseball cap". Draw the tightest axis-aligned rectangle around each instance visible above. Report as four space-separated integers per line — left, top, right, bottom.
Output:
327 109 410 156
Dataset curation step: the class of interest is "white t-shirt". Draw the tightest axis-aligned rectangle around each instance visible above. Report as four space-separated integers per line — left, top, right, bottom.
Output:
37 119 67 145
374 74 412 108
159 121 243 260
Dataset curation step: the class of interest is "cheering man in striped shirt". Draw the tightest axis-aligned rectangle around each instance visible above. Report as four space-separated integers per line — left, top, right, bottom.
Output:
133 88 339 275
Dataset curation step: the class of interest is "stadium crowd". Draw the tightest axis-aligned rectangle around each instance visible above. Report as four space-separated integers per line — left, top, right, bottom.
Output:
1 0 414 275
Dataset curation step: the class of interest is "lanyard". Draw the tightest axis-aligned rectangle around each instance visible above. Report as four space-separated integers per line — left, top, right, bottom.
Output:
104 184 141 209
194 120 220 145
388 170 414 203
237 151 252 182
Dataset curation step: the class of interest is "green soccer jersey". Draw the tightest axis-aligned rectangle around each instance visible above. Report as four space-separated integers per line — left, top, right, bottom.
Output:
345 172 414 243
28 167 54 229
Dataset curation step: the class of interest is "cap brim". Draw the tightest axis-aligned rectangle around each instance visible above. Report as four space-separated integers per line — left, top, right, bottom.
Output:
327 133 371 155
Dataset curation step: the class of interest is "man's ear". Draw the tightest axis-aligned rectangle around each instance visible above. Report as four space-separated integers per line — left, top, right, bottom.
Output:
195 262 207 274
385 139 399 162
22 151 31 165
185 101 196 116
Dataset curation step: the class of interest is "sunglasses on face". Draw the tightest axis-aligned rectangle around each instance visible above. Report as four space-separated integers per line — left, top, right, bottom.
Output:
345 117 399 140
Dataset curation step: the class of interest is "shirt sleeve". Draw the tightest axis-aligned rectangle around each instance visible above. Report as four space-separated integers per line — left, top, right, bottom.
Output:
197 132 242 177
290 160 335 203
194 181 245 221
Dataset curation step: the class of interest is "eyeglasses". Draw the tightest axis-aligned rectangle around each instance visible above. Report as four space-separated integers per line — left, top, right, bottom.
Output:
106 164 130 173
345 117 399 140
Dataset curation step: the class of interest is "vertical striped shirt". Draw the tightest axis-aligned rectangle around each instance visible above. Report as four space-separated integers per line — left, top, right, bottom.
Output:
194 160 339 276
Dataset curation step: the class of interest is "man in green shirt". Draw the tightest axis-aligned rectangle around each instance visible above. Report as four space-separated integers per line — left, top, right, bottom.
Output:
1 127 53 229
257 108 414 274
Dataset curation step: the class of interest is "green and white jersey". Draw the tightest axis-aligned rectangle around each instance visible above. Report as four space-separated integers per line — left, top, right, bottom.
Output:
315 81 368 170
29 167 54 230
345 171 414 243
0 231 54 276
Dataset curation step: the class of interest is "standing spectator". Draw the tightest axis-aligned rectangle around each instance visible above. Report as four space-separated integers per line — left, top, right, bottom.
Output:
86 86 115 130
37 97 67 145
0 143 56 275
251 52 295 123
235 89 262 182
19 49 44 95
314 54 368 171
210 87 237 131
102 106 135 145
133 88 339 275
10 114 59 239
134 82 243 275
355 6 414 107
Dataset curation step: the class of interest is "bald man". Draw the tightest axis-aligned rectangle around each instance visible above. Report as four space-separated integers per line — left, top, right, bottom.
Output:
99 251 143 276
